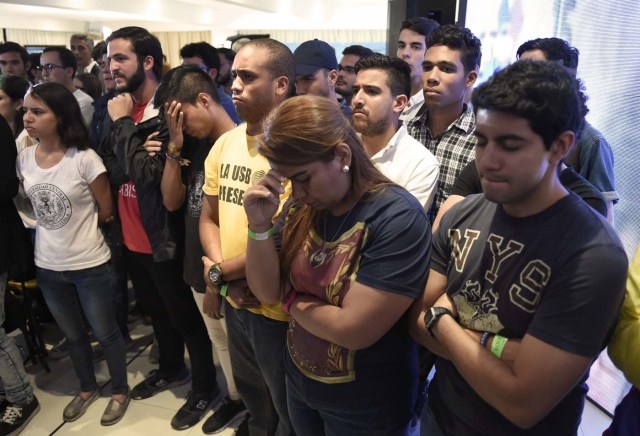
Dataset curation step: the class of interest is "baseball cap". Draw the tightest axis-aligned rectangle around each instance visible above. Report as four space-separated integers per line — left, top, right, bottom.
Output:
293 39 338 75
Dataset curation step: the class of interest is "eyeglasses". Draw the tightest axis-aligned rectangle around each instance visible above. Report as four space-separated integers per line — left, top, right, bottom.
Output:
338 65 356 74
36 63 65 72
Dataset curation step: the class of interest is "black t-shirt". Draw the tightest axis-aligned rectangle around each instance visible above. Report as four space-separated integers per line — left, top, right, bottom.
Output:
278 186 431 419
429 192 627 435
181 135 213 292
450 161 607 217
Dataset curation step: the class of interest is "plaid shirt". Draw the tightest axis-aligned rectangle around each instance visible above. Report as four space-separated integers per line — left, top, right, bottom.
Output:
406 104 476 223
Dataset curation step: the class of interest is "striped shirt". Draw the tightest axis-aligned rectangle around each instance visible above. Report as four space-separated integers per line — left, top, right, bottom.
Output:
406 104 476 223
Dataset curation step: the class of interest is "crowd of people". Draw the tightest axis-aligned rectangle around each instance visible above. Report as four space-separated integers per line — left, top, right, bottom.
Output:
0 14 635 436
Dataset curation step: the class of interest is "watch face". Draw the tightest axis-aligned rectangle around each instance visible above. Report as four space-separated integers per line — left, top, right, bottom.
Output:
208 265 222 284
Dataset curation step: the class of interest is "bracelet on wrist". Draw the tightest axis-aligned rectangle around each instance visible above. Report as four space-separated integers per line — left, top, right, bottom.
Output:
165 152 190 167
248 227 274 240
167 142 182 155
480 331 491 348
490 334 508 359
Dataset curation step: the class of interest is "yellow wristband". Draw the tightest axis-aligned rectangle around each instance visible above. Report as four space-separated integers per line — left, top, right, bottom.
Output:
490 334 508 359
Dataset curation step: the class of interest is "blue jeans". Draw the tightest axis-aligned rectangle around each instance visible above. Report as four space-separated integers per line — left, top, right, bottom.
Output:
224 301 294 436
0 271 33 405
286 372 415 436
37 263 128 394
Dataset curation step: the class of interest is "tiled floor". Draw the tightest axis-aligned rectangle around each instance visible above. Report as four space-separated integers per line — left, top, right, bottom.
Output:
13 319 239 436
12 320 614 436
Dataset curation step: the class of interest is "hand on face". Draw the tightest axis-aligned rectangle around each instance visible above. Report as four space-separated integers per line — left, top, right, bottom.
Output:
164 101 184 152
243 168 286 232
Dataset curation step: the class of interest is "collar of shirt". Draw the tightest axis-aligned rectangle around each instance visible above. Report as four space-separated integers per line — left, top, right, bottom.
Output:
370 124 409 162
406 89 424 110
407 103 475 139
84 60 98 74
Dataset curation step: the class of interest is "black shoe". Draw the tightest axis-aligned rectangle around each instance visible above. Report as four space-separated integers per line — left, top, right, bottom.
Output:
234 414 250 436
171 389 221 431
202 396 248 434
0 396 40 436
130 368 191 400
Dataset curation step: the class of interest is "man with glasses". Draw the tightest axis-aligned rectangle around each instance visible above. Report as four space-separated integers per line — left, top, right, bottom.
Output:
40 46 94 127
335 45 374 108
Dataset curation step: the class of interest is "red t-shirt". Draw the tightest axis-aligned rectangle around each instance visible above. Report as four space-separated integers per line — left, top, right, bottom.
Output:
118 100 153 254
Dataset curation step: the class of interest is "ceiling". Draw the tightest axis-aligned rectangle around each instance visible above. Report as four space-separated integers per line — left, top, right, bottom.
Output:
0 0 389 33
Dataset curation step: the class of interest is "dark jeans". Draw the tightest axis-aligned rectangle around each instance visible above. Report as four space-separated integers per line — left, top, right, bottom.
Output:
286 370 416 436
105 239 129 340
123 248 216 395
37 263 128 394
420 399 445 436
224 300 294 436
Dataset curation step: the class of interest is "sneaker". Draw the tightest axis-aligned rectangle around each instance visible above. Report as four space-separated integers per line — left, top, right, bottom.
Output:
49 337 69 360
148 338 159 364
100 390 130 426
63 389 100 422
130 368 191 400
234 414 250 436
0 396 40 436
202 396 248 434
171 389 221 431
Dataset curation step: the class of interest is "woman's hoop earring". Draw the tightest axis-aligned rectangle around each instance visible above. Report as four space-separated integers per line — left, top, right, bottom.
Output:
342 165 350 173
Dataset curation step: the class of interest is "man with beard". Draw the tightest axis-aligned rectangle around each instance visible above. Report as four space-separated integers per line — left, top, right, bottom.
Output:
217 48 235 97
352 55 439 209
105 26 221 431
335 45 374 108
199 38 295 436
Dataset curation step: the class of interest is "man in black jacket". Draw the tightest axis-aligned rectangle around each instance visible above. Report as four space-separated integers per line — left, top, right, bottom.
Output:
104 26 220 431
0 115 40 435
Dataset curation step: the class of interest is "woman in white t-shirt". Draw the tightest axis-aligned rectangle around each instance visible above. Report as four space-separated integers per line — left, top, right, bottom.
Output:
16 83 130 426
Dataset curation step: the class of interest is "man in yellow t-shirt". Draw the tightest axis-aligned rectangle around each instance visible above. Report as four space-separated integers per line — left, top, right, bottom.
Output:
200 38 295 436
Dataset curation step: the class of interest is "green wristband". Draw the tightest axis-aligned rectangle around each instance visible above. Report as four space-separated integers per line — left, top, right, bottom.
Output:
219 282 230 297
490 334 508 359
248 227 274 240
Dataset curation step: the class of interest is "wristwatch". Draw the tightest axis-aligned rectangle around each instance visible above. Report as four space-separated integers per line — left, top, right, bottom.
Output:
207 263 224 287
424 307 455 337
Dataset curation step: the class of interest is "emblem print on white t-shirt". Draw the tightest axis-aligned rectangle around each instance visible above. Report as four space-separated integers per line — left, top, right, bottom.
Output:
27 183 72 230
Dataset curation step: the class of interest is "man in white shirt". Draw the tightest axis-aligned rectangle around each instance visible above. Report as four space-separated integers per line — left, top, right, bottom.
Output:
397 17 440 123
40 47 94 127
352 55 439 209
70 34 100 77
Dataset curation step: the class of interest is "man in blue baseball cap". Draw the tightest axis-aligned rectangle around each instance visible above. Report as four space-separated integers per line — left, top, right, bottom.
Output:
293 39 351 118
